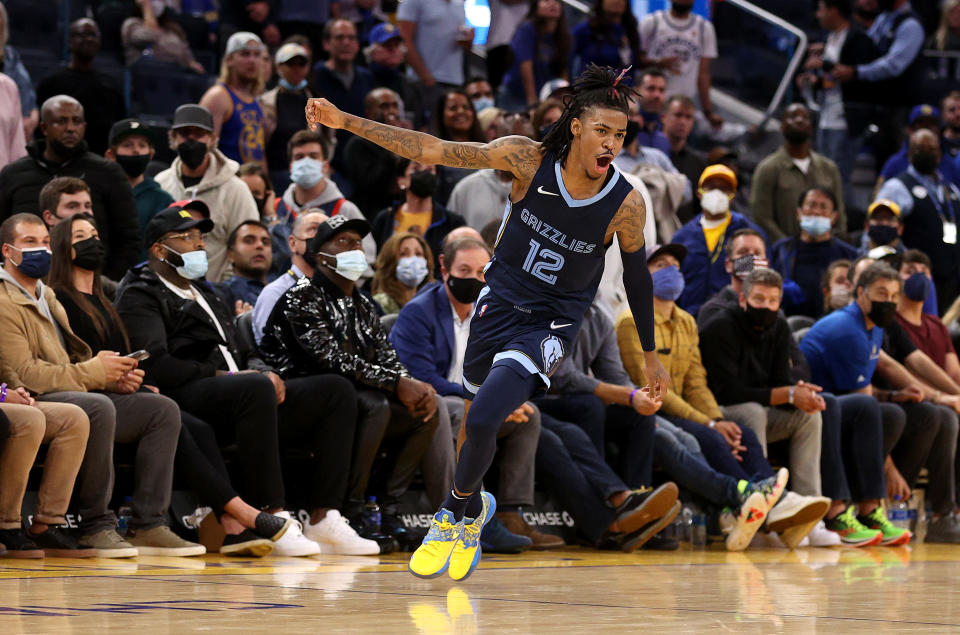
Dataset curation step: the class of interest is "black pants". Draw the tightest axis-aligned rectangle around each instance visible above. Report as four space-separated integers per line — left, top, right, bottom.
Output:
821 393 885 502
893 402 958 515
170 373 284 510
175 411 238 514
278 375 358 510
485 45 512 90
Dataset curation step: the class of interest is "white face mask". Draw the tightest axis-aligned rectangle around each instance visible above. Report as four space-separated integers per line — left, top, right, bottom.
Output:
700 189 731 216
319 249 367 281
829 284 851 309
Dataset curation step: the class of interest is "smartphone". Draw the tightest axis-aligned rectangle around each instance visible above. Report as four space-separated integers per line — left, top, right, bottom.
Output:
126 350 151 361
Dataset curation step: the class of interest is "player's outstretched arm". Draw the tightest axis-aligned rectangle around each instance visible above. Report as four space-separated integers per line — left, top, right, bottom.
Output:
305 98 541 180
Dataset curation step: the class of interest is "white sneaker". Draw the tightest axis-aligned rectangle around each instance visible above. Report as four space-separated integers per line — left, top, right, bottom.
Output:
271 511 322 556
303 510 380 555
767 491 831 549
800 520 843 547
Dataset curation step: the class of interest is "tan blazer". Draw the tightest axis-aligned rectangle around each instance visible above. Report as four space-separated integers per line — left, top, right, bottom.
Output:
0 279 106 394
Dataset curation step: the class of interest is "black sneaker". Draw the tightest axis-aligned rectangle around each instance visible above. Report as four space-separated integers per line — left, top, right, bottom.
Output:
618 500 683 553
28 525 96 558
613 483 679 536
0 528 43 558
347 510 397 555
221 529 274 557
253 512 292 541
641 532 680 551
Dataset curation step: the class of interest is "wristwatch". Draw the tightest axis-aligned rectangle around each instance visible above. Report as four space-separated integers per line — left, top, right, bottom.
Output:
708 420 716 429
788 386 796 405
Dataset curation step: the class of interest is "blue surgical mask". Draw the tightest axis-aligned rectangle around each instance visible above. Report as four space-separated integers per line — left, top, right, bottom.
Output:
472 97 495 113
6 245 51 279
279 77 308 91
163 244 209 280
396 255 428 288
290 157 326 189
319 249 367 281
799 215 832 238
903 272 931 302
651 264 685 301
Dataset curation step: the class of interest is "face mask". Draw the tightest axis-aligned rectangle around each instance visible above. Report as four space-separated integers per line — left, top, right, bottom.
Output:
319 249 367 281
624 119 640 147
408 170 438 198
700 189 730 216
829 284 851 309
903 272 931 302
162 244 208 279
732 254 767 280
868 299 897 328
911 151 939 175
279 77 308 91
671 1 694 15
290 157 326 188
652 265 685 301
744 303 779 330
868 224 899 246
177 139 208 170
447 275 485 304
800 215 832 238
115 153 150 178
253 196 267 214
72 236 106 271
472 97 495 113
396 255 429 288
6 245 52 279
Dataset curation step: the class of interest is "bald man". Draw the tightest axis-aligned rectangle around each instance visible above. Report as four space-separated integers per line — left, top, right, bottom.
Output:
876 129 960 309
0 95 141 280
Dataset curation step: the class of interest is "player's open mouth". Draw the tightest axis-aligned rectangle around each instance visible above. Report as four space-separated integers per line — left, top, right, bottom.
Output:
596 155 613 171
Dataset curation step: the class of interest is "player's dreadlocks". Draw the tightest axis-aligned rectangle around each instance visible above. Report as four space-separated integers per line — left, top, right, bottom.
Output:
541 64 638 167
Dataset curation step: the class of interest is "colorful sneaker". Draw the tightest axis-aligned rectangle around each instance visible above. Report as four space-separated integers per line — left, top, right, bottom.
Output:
857 507 912 547
824 506 883 547
723 491 768 551
408 509 464 579
744 468 788 512
448 492 496 582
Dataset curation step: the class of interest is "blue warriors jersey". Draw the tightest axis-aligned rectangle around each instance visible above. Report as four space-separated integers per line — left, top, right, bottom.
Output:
484 151 634 322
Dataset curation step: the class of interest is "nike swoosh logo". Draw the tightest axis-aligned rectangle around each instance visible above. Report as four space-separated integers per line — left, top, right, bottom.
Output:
537 186 559 196
550 321 572 329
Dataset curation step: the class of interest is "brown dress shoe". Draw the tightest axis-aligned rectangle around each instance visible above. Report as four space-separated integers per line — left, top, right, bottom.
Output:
495 511 565 549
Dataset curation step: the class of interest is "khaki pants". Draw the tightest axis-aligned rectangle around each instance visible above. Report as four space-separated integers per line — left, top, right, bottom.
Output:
0 402 89 529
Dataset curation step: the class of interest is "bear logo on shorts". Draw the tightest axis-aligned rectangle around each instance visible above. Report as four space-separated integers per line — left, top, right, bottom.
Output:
541 335 565 376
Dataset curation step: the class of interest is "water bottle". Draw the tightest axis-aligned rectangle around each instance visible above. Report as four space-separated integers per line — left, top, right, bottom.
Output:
365 496 382 533
679 505 694 543
888 497 910 529
691 507 707 547
117 496 133 536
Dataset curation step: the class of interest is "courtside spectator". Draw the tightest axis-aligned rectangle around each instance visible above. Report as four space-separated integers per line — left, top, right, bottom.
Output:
432 89 487 204
897 269 960 388
942 91 960 158
371 232 435 315
0 74 25 170
465 78 496 113
856 199 904 255
877 105 960 187
155 104 260 282
0 2 38 139
261 42 315 194
899 249 939 315
663 95 706 193
634 68 672 155
105 119 174 235
499 0 571 111
313 20 376 121
122 0 205 72
218 0 282 48
570 0 640 79
238 162 275 223
446 114 516 231
37 177 92 228
213 220 273 312
822 259 853 312
365 23 407 99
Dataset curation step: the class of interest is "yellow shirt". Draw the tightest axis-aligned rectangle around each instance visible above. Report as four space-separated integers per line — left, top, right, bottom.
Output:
702 214 731 254
394 208 432 236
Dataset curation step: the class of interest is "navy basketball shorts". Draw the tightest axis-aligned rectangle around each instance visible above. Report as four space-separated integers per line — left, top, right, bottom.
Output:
461 288 578 397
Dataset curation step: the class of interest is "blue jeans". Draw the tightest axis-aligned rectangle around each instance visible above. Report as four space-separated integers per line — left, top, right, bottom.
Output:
654 418 741 507
667 417 774 482
819 393 885 502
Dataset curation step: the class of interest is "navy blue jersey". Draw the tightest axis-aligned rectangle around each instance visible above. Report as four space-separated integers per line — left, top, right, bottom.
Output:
484 151 634 322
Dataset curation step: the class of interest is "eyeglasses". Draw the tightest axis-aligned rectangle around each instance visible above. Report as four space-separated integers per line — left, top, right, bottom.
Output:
164 231 204 244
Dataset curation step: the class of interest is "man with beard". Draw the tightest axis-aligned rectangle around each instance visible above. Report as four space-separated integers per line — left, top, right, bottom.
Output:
751 104 845 243
638 1 721 128
0 96 140 280
942 91 960 159
200 32 268 169
35 19 126 156
214 220 273 311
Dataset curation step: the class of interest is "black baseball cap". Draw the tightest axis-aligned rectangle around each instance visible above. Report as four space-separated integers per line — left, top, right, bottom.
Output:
645 243 688 265
143 203 215 248
307 215 370 255
172 104 214 132
108 118 154 147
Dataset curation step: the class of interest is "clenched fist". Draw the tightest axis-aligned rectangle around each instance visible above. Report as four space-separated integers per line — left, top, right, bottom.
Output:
306 98 347 132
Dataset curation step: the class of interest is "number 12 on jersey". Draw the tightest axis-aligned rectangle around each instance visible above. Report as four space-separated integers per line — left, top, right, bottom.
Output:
522 239 565 285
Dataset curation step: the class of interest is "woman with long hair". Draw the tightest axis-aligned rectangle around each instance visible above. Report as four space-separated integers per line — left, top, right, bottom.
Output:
499 0 571 111
0 2 38 139
571 0 639 79
372 232 436 315
927 0 960 87
48 213 291 556
432 88 486 203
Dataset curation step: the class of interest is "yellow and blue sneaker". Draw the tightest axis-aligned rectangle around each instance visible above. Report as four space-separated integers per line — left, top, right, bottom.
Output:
448 492 497 582
408 509 464 579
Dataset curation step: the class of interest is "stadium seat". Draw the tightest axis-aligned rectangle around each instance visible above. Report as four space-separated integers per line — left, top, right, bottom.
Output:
5 0 62 55
380 313 398 335
16 48 64 85
792 327 810 344
234 310 257 354
787 315 815 332
129 58 211 123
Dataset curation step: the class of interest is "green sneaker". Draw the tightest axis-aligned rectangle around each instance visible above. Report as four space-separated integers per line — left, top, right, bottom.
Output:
857 507 912 546
824 506 882 547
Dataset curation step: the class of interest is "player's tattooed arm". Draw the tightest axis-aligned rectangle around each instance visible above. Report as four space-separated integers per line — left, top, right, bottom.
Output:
606 189 647 252
305 97 541 179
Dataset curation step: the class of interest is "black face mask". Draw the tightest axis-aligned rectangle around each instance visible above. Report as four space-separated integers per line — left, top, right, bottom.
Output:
177 140 208 170
671 2 694 15
911 152 939 175
115 153 150 178
408 170 438 198
868 224 899 246
49 138 80 160
447 275 485 304
744 303 779 330
72 236 106 271
624 119 641 147
868 300 897 328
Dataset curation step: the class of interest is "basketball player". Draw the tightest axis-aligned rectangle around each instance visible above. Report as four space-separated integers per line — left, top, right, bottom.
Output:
307 65 674 581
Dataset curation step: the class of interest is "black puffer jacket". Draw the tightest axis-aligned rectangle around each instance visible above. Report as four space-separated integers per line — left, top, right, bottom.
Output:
114 263 273 391
0 140 142 280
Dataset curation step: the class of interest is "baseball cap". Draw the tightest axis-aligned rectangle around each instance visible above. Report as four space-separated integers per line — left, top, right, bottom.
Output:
225 31 265 57
539 78 570 104
169 199 211 218
698 164 738 189
868 245 901 267
108 118 154 147
143 204 215 248
307 215 371 255
275 42 309 65
868 198 901 218
908 104 941 125
370 22 403 45
645 243 688 265
172 104 214 132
